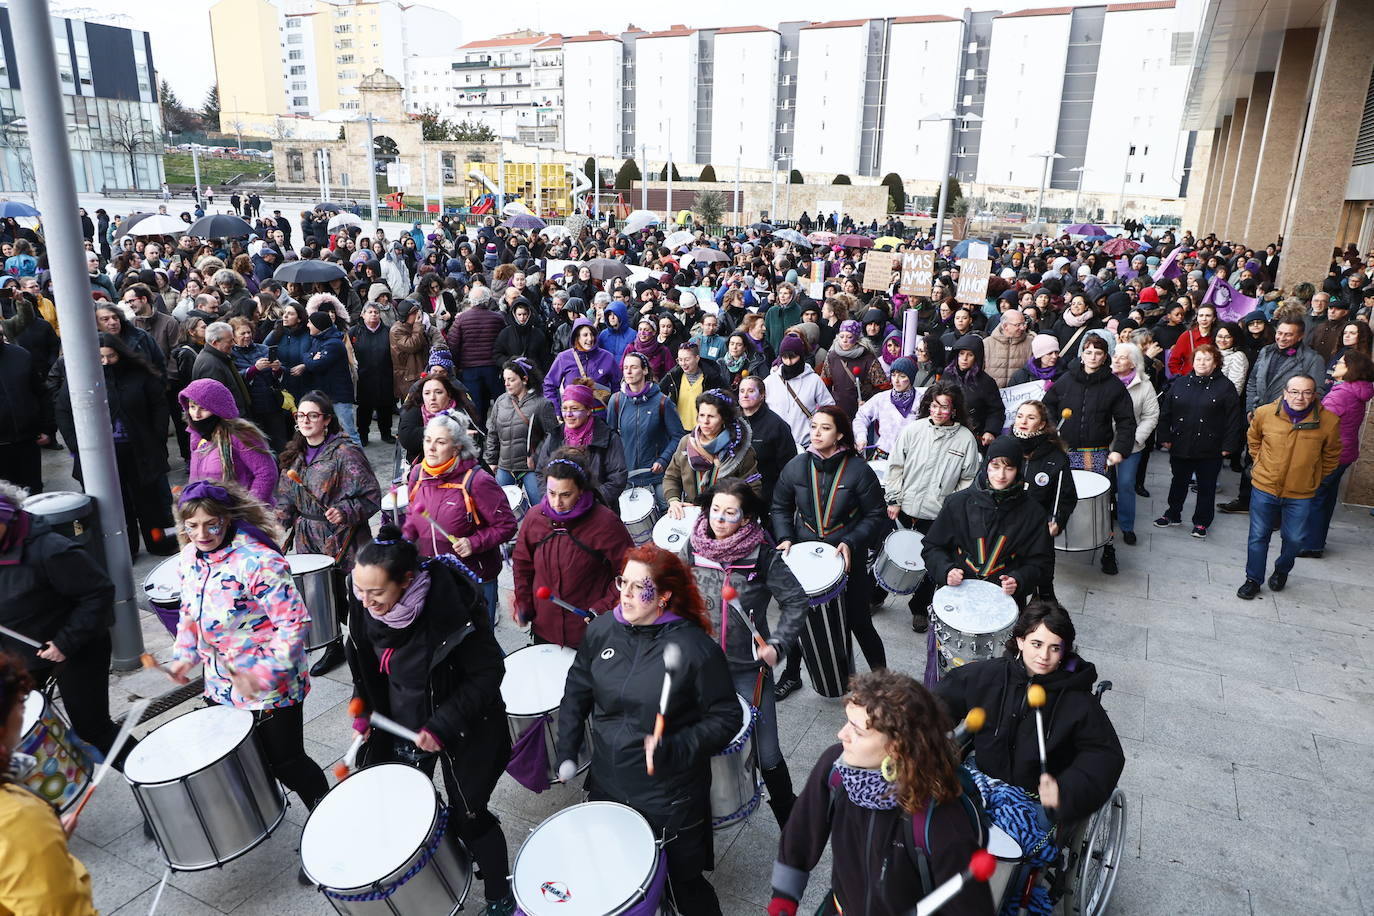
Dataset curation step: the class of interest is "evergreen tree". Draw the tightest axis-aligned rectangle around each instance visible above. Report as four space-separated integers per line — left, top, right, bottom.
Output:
832 174 851 185
201 86 221 129
615 158 641 189
699 164 716 182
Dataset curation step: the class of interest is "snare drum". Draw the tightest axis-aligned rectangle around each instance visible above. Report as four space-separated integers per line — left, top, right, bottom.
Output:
618 487 660 545
500 644 591 785
986 824 1025 913
512 802 668 915
867 458 889 490
301 763 473 915
287 553 335 650
651 506 699 559
710 695 761 829
781 541 851 699
124 705 286 871
143 554 183 635
872 529 925 595
505 485 530 521
1056 470 1111 552
17 692 94 812
931 579 1018 677
381 486 409 528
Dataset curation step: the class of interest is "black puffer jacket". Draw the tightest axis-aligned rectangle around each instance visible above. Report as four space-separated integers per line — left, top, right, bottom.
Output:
349 320 394 405
1157 370 1245 459
1019 435 1078 530
945 333 1004 439
771 448 887 553
0 339 46 446
556 613 738 817
921 475 1053 596
685 541 809 675
743 403 797 506
0 515 114 662
1044 364 1137 455
933 655 1125 824
534 417 629 506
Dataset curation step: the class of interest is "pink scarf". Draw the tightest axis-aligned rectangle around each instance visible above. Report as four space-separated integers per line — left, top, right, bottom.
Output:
564 417 595 449
689 514 768 564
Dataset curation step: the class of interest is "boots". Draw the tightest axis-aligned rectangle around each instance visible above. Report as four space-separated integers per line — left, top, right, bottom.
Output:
761 762 796 829
310 640 346 677
466 820 513 906
1100 543 1118 576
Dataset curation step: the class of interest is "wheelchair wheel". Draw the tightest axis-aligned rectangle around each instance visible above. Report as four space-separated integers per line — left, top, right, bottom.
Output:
1070 788 1127 916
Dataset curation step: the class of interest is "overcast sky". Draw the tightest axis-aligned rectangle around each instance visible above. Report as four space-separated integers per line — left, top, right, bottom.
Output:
73 0 1191 107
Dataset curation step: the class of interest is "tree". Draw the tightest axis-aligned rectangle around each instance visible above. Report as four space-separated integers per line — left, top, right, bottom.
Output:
832 174 851 185
699 164 716 182
789 168 803 184
695 190 725 226
269 117 295 141
201 85 221 130
418 107 458 141
658 162 681 181
159 79 200 135
106 103 159 190
453 120 497 142
942 177 965 215
615 158 641 190
881 172 905 213
584 157 597 185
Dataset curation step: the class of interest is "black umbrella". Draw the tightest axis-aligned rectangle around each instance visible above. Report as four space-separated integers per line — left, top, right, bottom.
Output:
186 214 254 239
583 258 631 281
314 202 343 213
274 260 347 284
750 222 775 233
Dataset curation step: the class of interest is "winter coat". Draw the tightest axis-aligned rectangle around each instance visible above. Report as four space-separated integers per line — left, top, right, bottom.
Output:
1044 365 1137 455
1157 371 1245 460
512 501 634 647
853 390 921 456
0 516 113 662
274 433 381 573
773 743 992 916
231 342 286 422
171 530 311 709
1219 347 1249 397
1020 436 1078 530
772 449 887 553
192 346 253 416
445 305 506 369
557 613 738 819
1245 342 1326 415
658 358 729 406
764 300 803 353
484 389 557 473
1322 379 1374 465
493 318 551 373
764 364 836 448
884 419 980 521
1119 371 1160 453
187 430 278 503
596 302 637 362
1248 399 1342 500
403 455 517 582
0 784 97 915
981 324 1033 387
388 319 431 399
741 403 797 502
60 361 169 487
934 655 1124 825
1050 314 1105 363
921 476 1053 596
349 320 394 405
132 309 180 376
663 424 762 505
0 339 46 446
819 347 884 417
605 384 686 479
298 326 355 405
534 418 629 507
265 324 314 398
944 334 1005 439
685 541 808 676
1167 327 1213 378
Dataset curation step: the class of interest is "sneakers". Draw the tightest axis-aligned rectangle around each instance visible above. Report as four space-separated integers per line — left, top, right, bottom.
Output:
1267 571 1288 592
1236 578 1261 600
1153 516 1179 528
484 897 517 916
774 674 803 701
1190 525 1207 539
1100 544 1118 576
1218 499 1248 514
1297 549 1323 559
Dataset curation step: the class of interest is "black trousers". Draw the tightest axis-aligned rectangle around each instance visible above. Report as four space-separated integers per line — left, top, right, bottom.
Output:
209 699 328 809
0 440 42 494
31 632 136 769
356 395 395 440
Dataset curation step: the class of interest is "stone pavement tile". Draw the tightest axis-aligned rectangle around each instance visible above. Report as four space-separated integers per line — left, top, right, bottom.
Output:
1211 611 1366 668
1100 689 1145 742
1314 733 1374 794
1349 849 1374 916
1333 583 1374 611
1149 530 1251 568
1142 699 1320 778
710 813 827 909
1115 737 1238 818
1208 561 1340 605
1104 852 1251 916
1220 675 1374 747
1060 562 1151 600
228 858 337 915
1293 656 1374 704
1232 763 1374 856
299 674 352 724
775 701 823 757
1074 614 1149 659
72 774 147 849
1275 595 1374 638
1081 590 1217 640
490 770 591 828
70 835 161 914
110 882 216 915
1146 629 1297 686
1080 647 1226 712
1140 796 1362 913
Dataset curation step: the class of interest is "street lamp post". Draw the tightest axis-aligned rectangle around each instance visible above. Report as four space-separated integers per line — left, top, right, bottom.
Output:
1118 144 1134 224
1069 166 1090 223
1032 150 1065 226
919 109 982 251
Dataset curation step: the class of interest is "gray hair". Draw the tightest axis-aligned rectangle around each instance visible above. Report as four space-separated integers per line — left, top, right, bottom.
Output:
1129 328 1154 351
1115 341 1145 375
551 289 569 304
212 268 243 291
423 411 477 460
467 286 493 310
592 291 611 306
204 321 234 345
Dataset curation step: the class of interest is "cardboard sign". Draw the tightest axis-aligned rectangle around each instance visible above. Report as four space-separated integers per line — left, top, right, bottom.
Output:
956 259 992 305
999 381 1046 432
863 251 897 291
899 251 935 298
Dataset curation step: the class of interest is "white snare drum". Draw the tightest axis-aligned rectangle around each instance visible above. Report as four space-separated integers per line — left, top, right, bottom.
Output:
124 705 286 871
504 485 530 543
618 487 660 545
143 554 183 634
931 579 1018 677
302 763 473 915
1056 470 1111 552
287 553 335 650
872 528 925 594
17 692 94 812
381 486 409 528
500 644 591 785
781 541 851 698
987 824 1024 914
651 506 699 559
710 695 761 829
513 802 667 915
867 458 889 489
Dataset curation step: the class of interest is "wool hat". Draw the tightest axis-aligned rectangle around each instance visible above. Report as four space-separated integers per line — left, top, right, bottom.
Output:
308 312 334 332
178 377 240 420
1138 287 1160 304
561 384 598 409
1031 333 1060 359
427 346 454 374
779 336 808 357
839 320 862 336
983 436 1023 474
889 356 919 380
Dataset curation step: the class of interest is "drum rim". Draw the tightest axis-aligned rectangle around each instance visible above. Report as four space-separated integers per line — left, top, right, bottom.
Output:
782 540 846 595
512 801 659 914
123 705 256 786
931 581 1017 635
19 690 47 734
719 694 756 753
287 552 336 574
143 555 184 602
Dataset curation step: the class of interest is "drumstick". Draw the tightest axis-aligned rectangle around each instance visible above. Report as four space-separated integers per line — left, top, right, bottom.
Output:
1052 410 1072 522
139 653 172 677
70 697 151 819
648 643 682 776
536 586 594 620
1027 684 1049 775
722 585 768 652
347 697 424 746
285 469 327 510
557 759 578 783
913 848 997 915
334 732 366 782
0 622 44 650
950 706 987 742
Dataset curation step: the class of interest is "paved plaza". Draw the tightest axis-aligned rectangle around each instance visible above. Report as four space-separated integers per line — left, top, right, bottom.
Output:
37 433 1374 916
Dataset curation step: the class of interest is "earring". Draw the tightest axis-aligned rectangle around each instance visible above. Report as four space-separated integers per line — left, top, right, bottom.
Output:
880 755 898 783
659 600 667 608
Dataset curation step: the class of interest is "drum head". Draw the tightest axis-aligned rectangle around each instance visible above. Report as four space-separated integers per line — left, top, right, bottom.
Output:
618 487 655 522
867 459 889 486
652 507 699 550
781 541 845 596
988 824 1022 861
381 488 409 510
143 555 183 605
302 764 437 887
1071 470 1111 498
22 491 90 522
124 706 255 784
504 485 524 512
502 644 578 716
288 553 335 575
932 579 1017 635
513 802 658 915
883 529 925 569
20 691 43 734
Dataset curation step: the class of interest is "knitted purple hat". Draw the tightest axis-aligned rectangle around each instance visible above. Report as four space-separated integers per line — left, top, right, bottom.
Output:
178 377 240 420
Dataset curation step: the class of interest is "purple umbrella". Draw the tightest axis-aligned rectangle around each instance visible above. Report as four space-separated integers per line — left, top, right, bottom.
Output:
1064 223 1108 238
501 214 546 230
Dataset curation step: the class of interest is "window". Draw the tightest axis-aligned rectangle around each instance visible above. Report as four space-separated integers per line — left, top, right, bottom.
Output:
292 96 308 107
291 81 307 90
290 65 305 75
1128 144 1136 156
337 39 353 49
337 54 354 64
288 49 302 60
441 152 456 183
286 17 301 27
287 34 303 44
287 150 305 181
1143 145 1150 156
334 24 352 33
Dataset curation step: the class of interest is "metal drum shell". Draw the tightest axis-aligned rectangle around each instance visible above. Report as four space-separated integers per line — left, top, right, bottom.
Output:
709 695 761 829
288 553 341 650
618 487 660 545
872 529 925 595
1055 470 1112 552
931 581 1017 677
986 825 1024 912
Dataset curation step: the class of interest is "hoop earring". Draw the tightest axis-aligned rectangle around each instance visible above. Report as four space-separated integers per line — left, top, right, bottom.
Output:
880 755 898 783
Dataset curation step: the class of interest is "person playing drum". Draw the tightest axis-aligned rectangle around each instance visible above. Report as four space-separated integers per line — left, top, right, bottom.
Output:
511 453 634 647
921 436 1055 609
767 670 993 916
165 481 329 811
607 351 686 510
348 525 516 916
402 412 517 627
684 478 809 827
933 600 1124 915
556 545 739 916
664 389 762 518
771 406 888 700
0 651 97 915
1010 401 1079 601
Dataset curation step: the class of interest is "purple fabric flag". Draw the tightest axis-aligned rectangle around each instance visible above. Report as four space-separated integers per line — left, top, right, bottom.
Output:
1153 246 1184 282
505 715 553 793
1203 275 1256 322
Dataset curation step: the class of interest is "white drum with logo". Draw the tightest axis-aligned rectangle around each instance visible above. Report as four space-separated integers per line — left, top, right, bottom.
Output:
618 487 660 544
500 644 591 784
872 528 925 594
651 506 699 559
986 824 1025 914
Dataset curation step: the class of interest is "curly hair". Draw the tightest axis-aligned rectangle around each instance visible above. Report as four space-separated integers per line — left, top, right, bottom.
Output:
174 479 285 548
846 670 959 812
918 379 971 430
0 651 35 785
623 544 713 637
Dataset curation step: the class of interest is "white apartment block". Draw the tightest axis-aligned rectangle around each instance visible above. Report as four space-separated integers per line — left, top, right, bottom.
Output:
709 28 782 172
792 21 870 176
877 17 965 182
633 28 698 165
561 33 622 157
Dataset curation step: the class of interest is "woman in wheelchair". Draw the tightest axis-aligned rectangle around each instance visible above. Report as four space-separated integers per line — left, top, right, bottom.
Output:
933 600 1124 915
768 670 994 916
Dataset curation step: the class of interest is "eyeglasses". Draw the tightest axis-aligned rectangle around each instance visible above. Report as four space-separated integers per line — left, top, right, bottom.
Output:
562 406 589 415
1283 390 1315 399
614 576 652 593
294 411 325 421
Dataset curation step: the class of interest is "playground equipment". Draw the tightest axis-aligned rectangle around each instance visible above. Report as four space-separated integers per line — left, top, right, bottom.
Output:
465 162 573 217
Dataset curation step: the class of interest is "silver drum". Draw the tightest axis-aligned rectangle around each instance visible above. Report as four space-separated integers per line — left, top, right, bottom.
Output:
931 579 1018 678
1056 470 1112 552
872 528 925 594
124 705 286 871
500 644 591 784
710 695 761 829
288 553 339 650
618 487 660 544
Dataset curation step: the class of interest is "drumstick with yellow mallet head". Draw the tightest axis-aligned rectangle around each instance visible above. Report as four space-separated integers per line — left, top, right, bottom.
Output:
1052 409 1072 520
1027 684 1050 776
647 642 682 776
949 706 986 743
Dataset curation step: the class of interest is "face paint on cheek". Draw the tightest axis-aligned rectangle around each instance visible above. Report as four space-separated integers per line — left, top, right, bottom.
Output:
709 510 741 524
207 525 222 536
639 581 657 605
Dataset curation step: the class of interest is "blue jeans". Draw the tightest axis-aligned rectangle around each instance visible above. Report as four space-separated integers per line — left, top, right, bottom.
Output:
1302 463 1350 551
334 402 358 443
495 466 540 506
730 668 781 770
459 366 501 420
480 577 499 628
1246 487 1311 582
1114 450 1143 533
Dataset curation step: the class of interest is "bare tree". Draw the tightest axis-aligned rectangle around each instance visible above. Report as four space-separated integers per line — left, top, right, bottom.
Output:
0 118 36 202
269 117 295 141
226 117 246 150
105 104 158 190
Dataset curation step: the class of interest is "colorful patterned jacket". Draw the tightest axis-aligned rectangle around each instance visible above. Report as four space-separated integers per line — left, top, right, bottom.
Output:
274 432 382 573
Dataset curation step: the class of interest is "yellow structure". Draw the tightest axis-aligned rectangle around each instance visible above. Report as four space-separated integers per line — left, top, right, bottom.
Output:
209 0 287 132
466 162 572 216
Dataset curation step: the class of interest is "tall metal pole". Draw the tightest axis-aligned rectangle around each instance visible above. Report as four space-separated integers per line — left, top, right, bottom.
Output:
771 159 778 223
420 143 429 216
12 0 144 667
497 148 506 212
191 146 201 205
932 117 953 251
784 157 792 224
640 143 647 212
1117 145 1132 224
1072 168 1084 223
534 146 542 217
733 147 741 229
592 154 599 220
666 120 673 225
365 112 379 235
1035 153 1051 224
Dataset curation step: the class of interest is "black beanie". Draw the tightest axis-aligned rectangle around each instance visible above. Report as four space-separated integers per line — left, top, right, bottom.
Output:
984 436 1023 474
308 312 333 332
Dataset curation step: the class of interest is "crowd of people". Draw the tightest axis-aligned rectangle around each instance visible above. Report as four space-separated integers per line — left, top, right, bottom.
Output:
0 194 1367 915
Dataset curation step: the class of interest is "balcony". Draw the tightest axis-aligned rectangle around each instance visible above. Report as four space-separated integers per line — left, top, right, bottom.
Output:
451 60 487 70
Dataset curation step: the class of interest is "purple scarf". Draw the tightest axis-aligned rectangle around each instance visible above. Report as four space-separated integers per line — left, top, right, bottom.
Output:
376 569 430 629
564 418 595 449
1025 356 1060 382
689 514 768 564
540 489 595 522
890 387 917 417
1282 401 1315 424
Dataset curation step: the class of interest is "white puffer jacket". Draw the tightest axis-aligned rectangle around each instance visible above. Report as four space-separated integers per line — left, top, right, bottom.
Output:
884 417 981 520
1121 372 1160 453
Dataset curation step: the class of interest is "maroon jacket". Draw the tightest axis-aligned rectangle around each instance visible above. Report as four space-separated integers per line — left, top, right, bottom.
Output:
512 500 633 648
445 306 507 369
402 455 517 581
